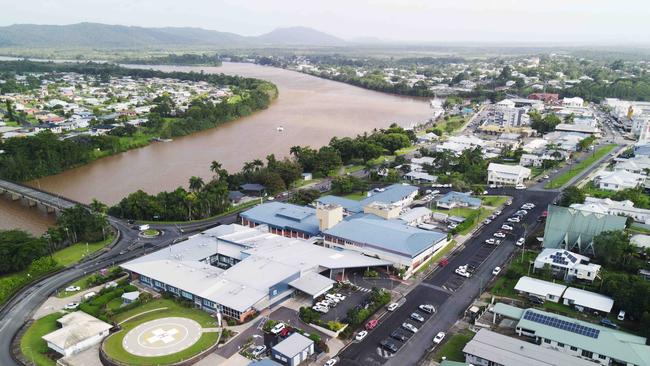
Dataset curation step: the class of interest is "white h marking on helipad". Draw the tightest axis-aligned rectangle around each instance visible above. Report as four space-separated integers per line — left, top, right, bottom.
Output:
147 328 179 344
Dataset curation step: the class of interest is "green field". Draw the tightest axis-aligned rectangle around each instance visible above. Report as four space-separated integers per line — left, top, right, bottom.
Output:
20 313 63 366
479 195 508 207
103 299 220 365
433 330 474 362
545 144 616 189
51 235 114 267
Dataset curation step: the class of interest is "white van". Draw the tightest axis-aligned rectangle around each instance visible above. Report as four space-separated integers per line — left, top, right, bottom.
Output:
83 291 97 300
618 310 626 321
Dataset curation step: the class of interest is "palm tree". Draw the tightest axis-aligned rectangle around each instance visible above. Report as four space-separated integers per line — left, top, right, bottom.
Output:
243 161 256 175
89 198 107 214
210 161 222 174
289 146 302 157
252 159 264 171
188 176 204 192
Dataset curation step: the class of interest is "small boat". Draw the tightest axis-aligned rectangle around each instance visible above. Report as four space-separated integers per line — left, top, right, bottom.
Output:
151 137 173 142
276 126 284 132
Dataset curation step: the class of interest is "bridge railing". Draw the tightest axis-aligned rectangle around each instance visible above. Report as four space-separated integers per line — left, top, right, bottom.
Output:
0 177 87 208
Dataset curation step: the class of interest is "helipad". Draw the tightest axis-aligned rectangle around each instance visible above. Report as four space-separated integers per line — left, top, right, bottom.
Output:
122 317 202 357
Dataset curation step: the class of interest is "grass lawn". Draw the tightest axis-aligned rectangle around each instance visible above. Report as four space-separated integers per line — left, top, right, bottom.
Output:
545 144 616 189
629 224 650 235
20 312 64 366
292 179 317 188
431 206 492 235
415 240 456 275
142 229 160 236
344 165 365 174
490 250 538 298
367 155 395 167
343 192 368 201
435 115 467 135
433 329 474 362
104 299 220 366
395 145 419 156
51 235 114 267
479 195 508 207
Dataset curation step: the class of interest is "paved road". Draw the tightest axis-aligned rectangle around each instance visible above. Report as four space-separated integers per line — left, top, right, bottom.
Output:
338 188 559 366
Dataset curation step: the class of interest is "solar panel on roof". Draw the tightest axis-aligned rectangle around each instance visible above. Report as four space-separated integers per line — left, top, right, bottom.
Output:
523 311 600 339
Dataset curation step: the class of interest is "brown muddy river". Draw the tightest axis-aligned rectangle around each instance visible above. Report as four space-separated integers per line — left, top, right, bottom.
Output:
0 62 432 234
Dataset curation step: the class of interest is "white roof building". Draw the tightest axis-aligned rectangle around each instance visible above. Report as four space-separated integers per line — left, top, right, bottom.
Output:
487 163 531 186
571 197 650 225
514 276 567 302
42 311 112 357
398 207 433 225
411 156 435 166
534 249 601 282
614 156 650 175
562 287 614 314
562 97 584 108
593 170 646 191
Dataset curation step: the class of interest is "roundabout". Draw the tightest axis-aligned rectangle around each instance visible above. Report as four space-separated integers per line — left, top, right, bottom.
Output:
122 317 202 358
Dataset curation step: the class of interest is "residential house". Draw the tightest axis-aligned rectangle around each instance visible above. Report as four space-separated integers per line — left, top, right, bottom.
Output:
487 163 531 186
42 311 112 357
436 191 482 210
533 249 601 282
562 287 614 314
571 197 650 225
593 170 646 191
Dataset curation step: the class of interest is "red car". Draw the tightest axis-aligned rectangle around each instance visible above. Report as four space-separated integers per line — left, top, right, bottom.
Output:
278 326 293 337
439 258 449 267
365 319 378 330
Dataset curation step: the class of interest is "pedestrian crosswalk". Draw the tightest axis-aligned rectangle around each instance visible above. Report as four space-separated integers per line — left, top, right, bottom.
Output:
358 287 372 293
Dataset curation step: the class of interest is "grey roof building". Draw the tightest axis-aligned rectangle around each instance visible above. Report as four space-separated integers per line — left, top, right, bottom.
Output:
240 201 320 237
464 329 596 366
317 183 418 214
271 333 314 366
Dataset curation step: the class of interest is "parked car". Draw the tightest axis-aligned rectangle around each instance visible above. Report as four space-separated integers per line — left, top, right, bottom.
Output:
313 305 329 313
493 232 506 238
387 302 400 311
365 319 379 330
410 312 425 322
507 217 521 223
270 322 286 334
455 268 470 278
104 281 118 289
325 294 341 303
402 322 418 333
390 330 408 342
64 286 80 292
64 302 79 310
355 330 368 341
251 345 267 357
439 258 449 267
83 292 96 300
515 183 526 190
324 359 338 366
380 339 399 353
279 326 293 338
528 296 545 305
433 332 446 344
483 218 492 225
522 203 535 209
333 293 346 301
494 210 502 215
516 237 525 246
516 210 528 216
492 267 502 275
501 224 514 231
419 304 435 314
618 310 626 321
600 318 619 329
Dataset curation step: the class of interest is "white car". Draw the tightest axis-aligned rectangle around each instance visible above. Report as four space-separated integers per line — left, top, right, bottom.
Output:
543 175 550 179
355 330 368 341
402 322 418 333
522 203 535 209
325 360 338 366
410 312 425 322
333 293 346 301
325 294 341 303
64 302 79 310
387 302 400 311
501 224 514 231
64 286 80 292
494 210 502 215
419 304 435 314
251 345 267 357
485 238 497 245
433 332 446 344
104 281 118 289
507 217 521 223
455 268 470 278
312 305 329 313
516 210 528 216
516 237 525 246
483 218 492 225
493 232 506 238
515 183 526 190
492 267 502 275
270 322 286 334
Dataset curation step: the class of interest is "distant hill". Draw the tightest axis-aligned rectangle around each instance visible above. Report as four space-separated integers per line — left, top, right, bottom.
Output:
256 26 346 46
0 23 346 48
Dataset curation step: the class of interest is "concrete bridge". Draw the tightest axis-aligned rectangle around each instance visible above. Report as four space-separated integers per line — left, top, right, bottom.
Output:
0 178 81 213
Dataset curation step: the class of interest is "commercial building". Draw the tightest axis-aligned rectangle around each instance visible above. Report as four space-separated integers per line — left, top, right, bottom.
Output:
487 163 531 186
435 191 482 210
271 333 314 366
463 328 595 366
492 303 650 366
121 224 389 321
562 97 584 108
240 202 320 238
542 205 627 254
571 197 650 225
316 183 418 214
42 311 112 357
514 276 566 303
534 249 601 282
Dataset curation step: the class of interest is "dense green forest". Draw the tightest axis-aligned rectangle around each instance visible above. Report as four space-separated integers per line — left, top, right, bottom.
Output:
119 53 223 66
0 60 277 181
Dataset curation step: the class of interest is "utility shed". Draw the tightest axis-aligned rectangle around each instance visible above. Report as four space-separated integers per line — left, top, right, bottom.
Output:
514 276 566 302
562 287 614 314
271 333 314 366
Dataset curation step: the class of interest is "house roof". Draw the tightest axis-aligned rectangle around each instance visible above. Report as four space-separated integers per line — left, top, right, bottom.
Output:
240 183 266 192
563 287 614 313
42 312 112 351
463 328 595 366
398 207 432 223
488 162 531 176
514 276 567 298
324 214 447 258
121 291 140 301
272 333 313 356
317 184 418 213
436 191 482 207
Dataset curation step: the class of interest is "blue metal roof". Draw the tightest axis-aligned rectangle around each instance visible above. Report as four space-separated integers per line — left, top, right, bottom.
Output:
240 202 320 235
436 191 482 207
317 184 418 213
324 214 447 258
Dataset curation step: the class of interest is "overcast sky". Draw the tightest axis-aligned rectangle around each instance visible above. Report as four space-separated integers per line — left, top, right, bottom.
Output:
1 0 649 44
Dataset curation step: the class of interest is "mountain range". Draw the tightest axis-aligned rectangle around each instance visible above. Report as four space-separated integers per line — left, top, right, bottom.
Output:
0 23 347 48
